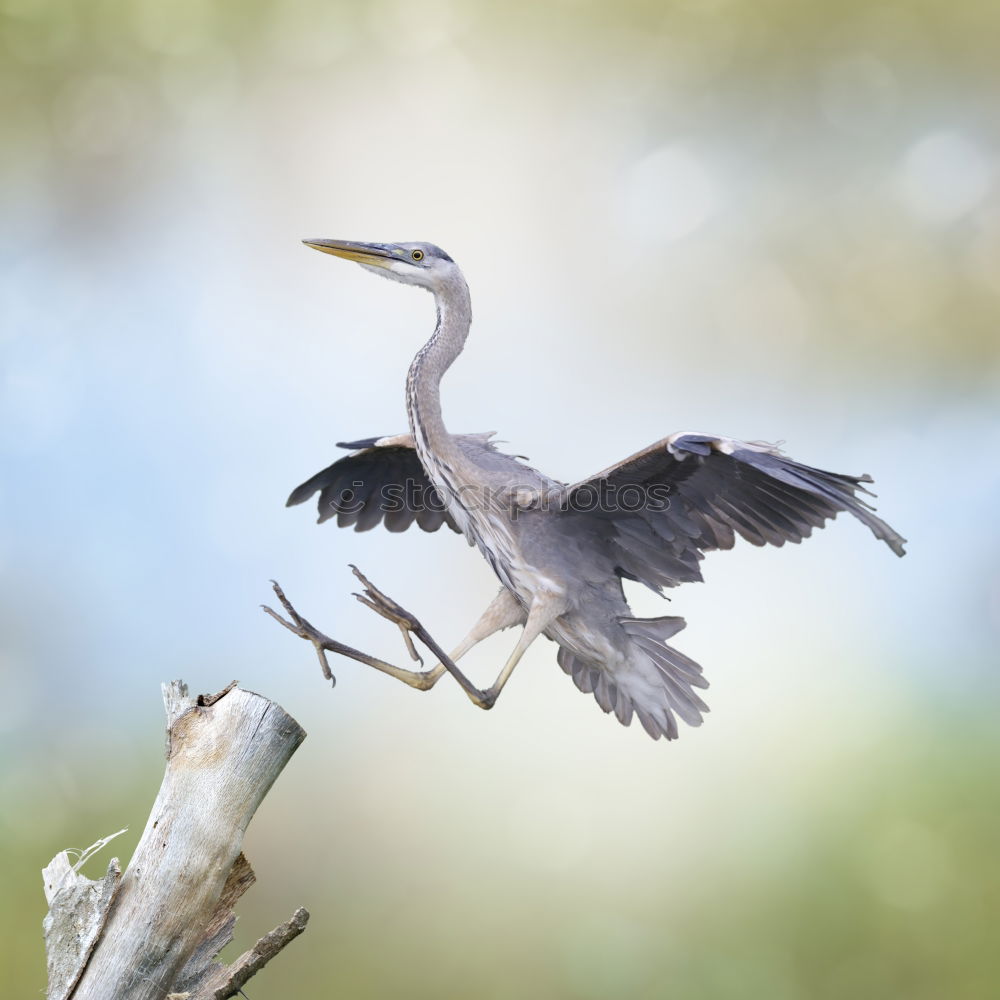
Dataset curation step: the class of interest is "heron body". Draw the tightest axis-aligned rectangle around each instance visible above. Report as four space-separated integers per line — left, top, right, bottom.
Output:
287 240 906 740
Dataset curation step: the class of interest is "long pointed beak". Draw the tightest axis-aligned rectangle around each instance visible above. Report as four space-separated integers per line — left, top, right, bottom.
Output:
302 239 398 269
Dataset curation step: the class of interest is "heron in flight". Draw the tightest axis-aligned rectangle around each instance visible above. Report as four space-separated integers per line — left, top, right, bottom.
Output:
266 240 905 741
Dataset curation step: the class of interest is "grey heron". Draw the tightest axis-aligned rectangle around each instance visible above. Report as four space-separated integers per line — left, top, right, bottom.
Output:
265 239 905 741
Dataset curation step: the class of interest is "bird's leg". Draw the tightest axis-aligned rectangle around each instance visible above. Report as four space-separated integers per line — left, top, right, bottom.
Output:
470 594 562 709
355 581 559 710
264 580 438 688
348 568 526 703
397 586 526 687
262 576 522 696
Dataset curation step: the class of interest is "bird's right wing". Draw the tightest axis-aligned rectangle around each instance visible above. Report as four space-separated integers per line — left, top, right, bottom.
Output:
286 433 460 533
557 431 906 592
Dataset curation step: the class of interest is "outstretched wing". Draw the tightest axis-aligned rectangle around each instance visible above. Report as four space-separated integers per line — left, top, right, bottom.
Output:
286 433 459 533
559 432 906 592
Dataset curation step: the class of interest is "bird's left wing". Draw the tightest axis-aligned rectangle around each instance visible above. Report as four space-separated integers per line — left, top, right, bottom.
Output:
556 432 906 592
286 433 460 533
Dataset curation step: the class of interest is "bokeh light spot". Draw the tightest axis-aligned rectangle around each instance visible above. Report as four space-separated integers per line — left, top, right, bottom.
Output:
619 144 719 243
898 131 993 224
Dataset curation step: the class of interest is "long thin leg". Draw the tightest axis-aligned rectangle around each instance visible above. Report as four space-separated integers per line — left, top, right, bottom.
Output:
348 568 562 710
263 576 523 695
474 594 561 708
422 587 526 686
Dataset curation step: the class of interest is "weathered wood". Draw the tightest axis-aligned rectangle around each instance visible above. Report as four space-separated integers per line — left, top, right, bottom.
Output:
42 831 127 1000
175 905 310 1000
42 681 309 1000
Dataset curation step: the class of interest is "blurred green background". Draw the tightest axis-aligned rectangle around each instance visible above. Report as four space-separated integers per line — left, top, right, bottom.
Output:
2 0 999 996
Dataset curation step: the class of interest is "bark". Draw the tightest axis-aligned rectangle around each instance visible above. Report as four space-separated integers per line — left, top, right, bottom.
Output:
42 680 309 1000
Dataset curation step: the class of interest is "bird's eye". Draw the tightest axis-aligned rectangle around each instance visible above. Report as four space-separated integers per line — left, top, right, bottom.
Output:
411 249 424 261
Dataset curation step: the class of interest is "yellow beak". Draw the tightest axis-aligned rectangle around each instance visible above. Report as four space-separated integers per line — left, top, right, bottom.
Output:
302 239 399 269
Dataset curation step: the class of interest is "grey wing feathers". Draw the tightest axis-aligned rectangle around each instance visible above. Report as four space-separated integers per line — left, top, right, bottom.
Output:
287 432 504 534
564 432 906 593
287 435 457 533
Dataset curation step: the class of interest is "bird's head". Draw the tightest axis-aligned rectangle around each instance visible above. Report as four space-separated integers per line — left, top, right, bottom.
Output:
302 239 457 292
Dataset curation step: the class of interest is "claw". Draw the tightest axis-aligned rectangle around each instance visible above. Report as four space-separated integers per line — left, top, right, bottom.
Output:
349 564 407 615
265 568 480 701
261 603 299 635
263 582 336 682
400 627 423 665
352 589 422 634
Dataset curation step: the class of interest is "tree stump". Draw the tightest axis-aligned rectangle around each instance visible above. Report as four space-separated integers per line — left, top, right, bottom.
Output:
41 680 309 1000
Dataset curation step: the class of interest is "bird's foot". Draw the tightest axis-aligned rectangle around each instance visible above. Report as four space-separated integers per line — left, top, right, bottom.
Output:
262 580 341 684
264 573 466 694
265 570 505 706
349 564 424 665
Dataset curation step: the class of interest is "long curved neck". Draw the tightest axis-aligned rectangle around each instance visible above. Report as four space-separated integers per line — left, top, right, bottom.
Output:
405 271 472 471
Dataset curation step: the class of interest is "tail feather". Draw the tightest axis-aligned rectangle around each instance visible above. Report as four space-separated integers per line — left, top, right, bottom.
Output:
632 637 708 688
557 616 711 741
594 672 616 714
614 689 634 726
569 658 596 694
637 705 678 741
618 614 687 640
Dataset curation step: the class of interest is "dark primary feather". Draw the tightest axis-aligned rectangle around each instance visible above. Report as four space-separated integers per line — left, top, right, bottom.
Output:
286 439 459 534
559 432 906 594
